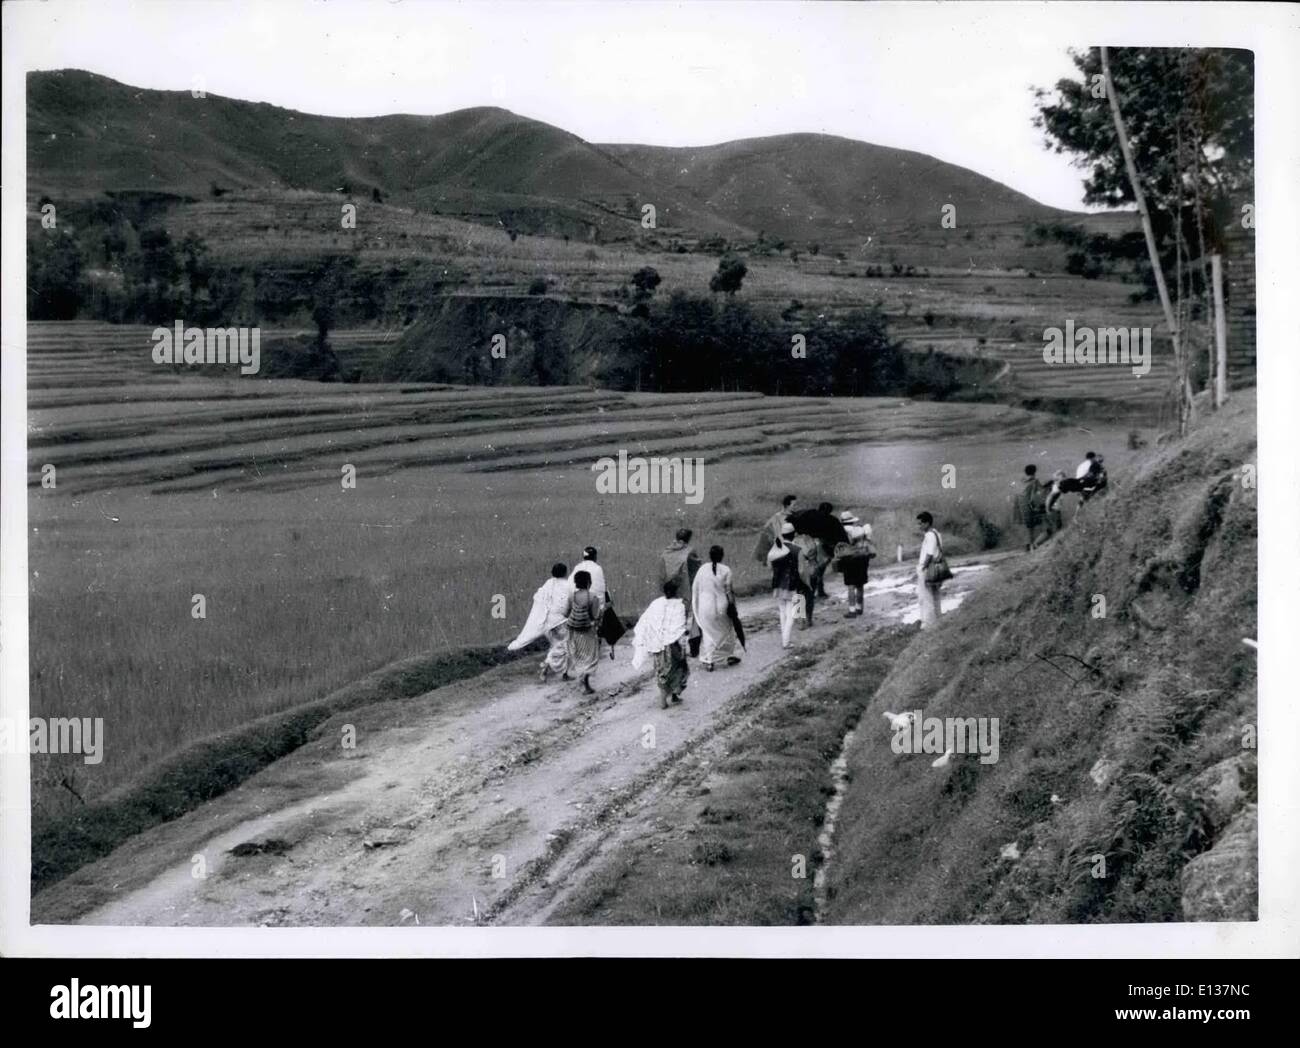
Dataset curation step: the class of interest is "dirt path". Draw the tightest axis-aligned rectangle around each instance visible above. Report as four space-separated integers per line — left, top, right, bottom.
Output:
34 555 1007 927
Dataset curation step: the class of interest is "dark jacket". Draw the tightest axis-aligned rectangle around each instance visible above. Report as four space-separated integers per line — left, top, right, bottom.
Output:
769 542 804 593
1014 478 1046 525
658 541 703 608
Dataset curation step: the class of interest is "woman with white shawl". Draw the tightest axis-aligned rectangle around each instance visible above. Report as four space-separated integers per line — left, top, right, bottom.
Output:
692 545 741 670
508 562 573 681
632 579 691 708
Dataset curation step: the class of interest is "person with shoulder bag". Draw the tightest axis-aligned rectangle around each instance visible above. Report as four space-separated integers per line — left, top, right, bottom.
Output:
915 511 951 629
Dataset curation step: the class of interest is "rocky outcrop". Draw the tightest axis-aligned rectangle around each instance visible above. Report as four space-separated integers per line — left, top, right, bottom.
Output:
1185 754 1255 835
1181 804 1257 921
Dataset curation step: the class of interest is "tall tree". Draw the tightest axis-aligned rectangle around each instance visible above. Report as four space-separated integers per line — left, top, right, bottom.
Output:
1034 47 1253 429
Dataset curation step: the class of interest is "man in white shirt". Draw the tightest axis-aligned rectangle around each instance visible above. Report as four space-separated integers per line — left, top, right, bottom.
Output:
915 511 944 629
1075 451 1097 480
570 546 607 602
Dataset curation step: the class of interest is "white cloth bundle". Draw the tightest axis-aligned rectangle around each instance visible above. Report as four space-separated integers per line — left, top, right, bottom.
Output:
631 596 688 670
507 578 572 650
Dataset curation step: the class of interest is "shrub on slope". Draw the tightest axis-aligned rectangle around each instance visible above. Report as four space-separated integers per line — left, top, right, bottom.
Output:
826 392 1257 924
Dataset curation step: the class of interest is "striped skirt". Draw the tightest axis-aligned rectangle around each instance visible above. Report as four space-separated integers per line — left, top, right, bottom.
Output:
566 626 600 677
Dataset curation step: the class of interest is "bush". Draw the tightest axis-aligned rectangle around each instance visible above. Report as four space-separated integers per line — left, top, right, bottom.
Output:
630 266 661 298
527 277 549 295
709 255 748 296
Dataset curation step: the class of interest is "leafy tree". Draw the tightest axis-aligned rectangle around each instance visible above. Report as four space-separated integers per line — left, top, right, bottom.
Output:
630 266 661 299
709 254 747 296
27 232 84 319
1034 47 1253 296
1035 47 1253 426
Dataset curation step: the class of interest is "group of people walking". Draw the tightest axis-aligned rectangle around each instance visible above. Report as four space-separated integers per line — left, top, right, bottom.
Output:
507 531 746 709
753 495 879 646
634 529 746 708
506 546 619 696
1013 450 1110 551
511 468 1090 706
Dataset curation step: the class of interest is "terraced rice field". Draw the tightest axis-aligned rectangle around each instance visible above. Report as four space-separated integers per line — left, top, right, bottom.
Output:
893 287 1173 412
29 321 1059 494
27 319 1073 814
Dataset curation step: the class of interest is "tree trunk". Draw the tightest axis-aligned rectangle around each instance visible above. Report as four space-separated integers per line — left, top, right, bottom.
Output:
1100 46 1192 433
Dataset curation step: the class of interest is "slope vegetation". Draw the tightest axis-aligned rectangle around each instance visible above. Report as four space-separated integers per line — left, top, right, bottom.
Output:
826 392 1258 923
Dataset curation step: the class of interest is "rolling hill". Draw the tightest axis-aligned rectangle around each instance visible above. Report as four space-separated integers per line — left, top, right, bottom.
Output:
28 69 1127 253
27 69 744 242
601 134 1067 240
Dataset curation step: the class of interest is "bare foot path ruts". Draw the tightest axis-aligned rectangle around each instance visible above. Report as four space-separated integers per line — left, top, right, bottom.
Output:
34 552 1005 927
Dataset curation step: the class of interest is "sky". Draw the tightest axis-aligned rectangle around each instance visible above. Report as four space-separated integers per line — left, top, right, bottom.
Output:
3 0 1225 212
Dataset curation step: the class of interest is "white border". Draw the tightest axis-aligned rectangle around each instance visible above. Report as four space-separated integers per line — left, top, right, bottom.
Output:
3 0 1298 959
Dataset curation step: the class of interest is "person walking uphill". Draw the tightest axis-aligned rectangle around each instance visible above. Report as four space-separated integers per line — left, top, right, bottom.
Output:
692 545 742 670
569 546 607 603
572 545 625 659
1013 464 1047 551
806 503 831 599
508 562 573 681
835 511 875 617
768 521 806 649
915 511 951 629
659 528 703 657
632 579 691 708
1044 470 1067 540
753 494 798 564
565 570 603 694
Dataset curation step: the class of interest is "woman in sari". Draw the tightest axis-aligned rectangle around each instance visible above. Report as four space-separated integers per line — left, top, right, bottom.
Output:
632 579 691 708
565 570 603 694
692 545 741 670
507 562 572 682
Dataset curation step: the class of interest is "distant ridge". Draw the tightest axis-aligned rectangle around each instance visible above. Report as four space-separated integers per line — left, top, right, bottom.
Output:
28 68 1123 247
600 134 1068 239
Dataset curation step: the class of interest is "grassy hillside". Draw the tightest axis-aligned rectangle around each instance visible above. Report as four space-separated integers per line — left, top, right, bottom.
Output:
27 69 743 241
604 134 1064 236
603 134 1136 266
29 69 1128 263
826 391 1257 923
